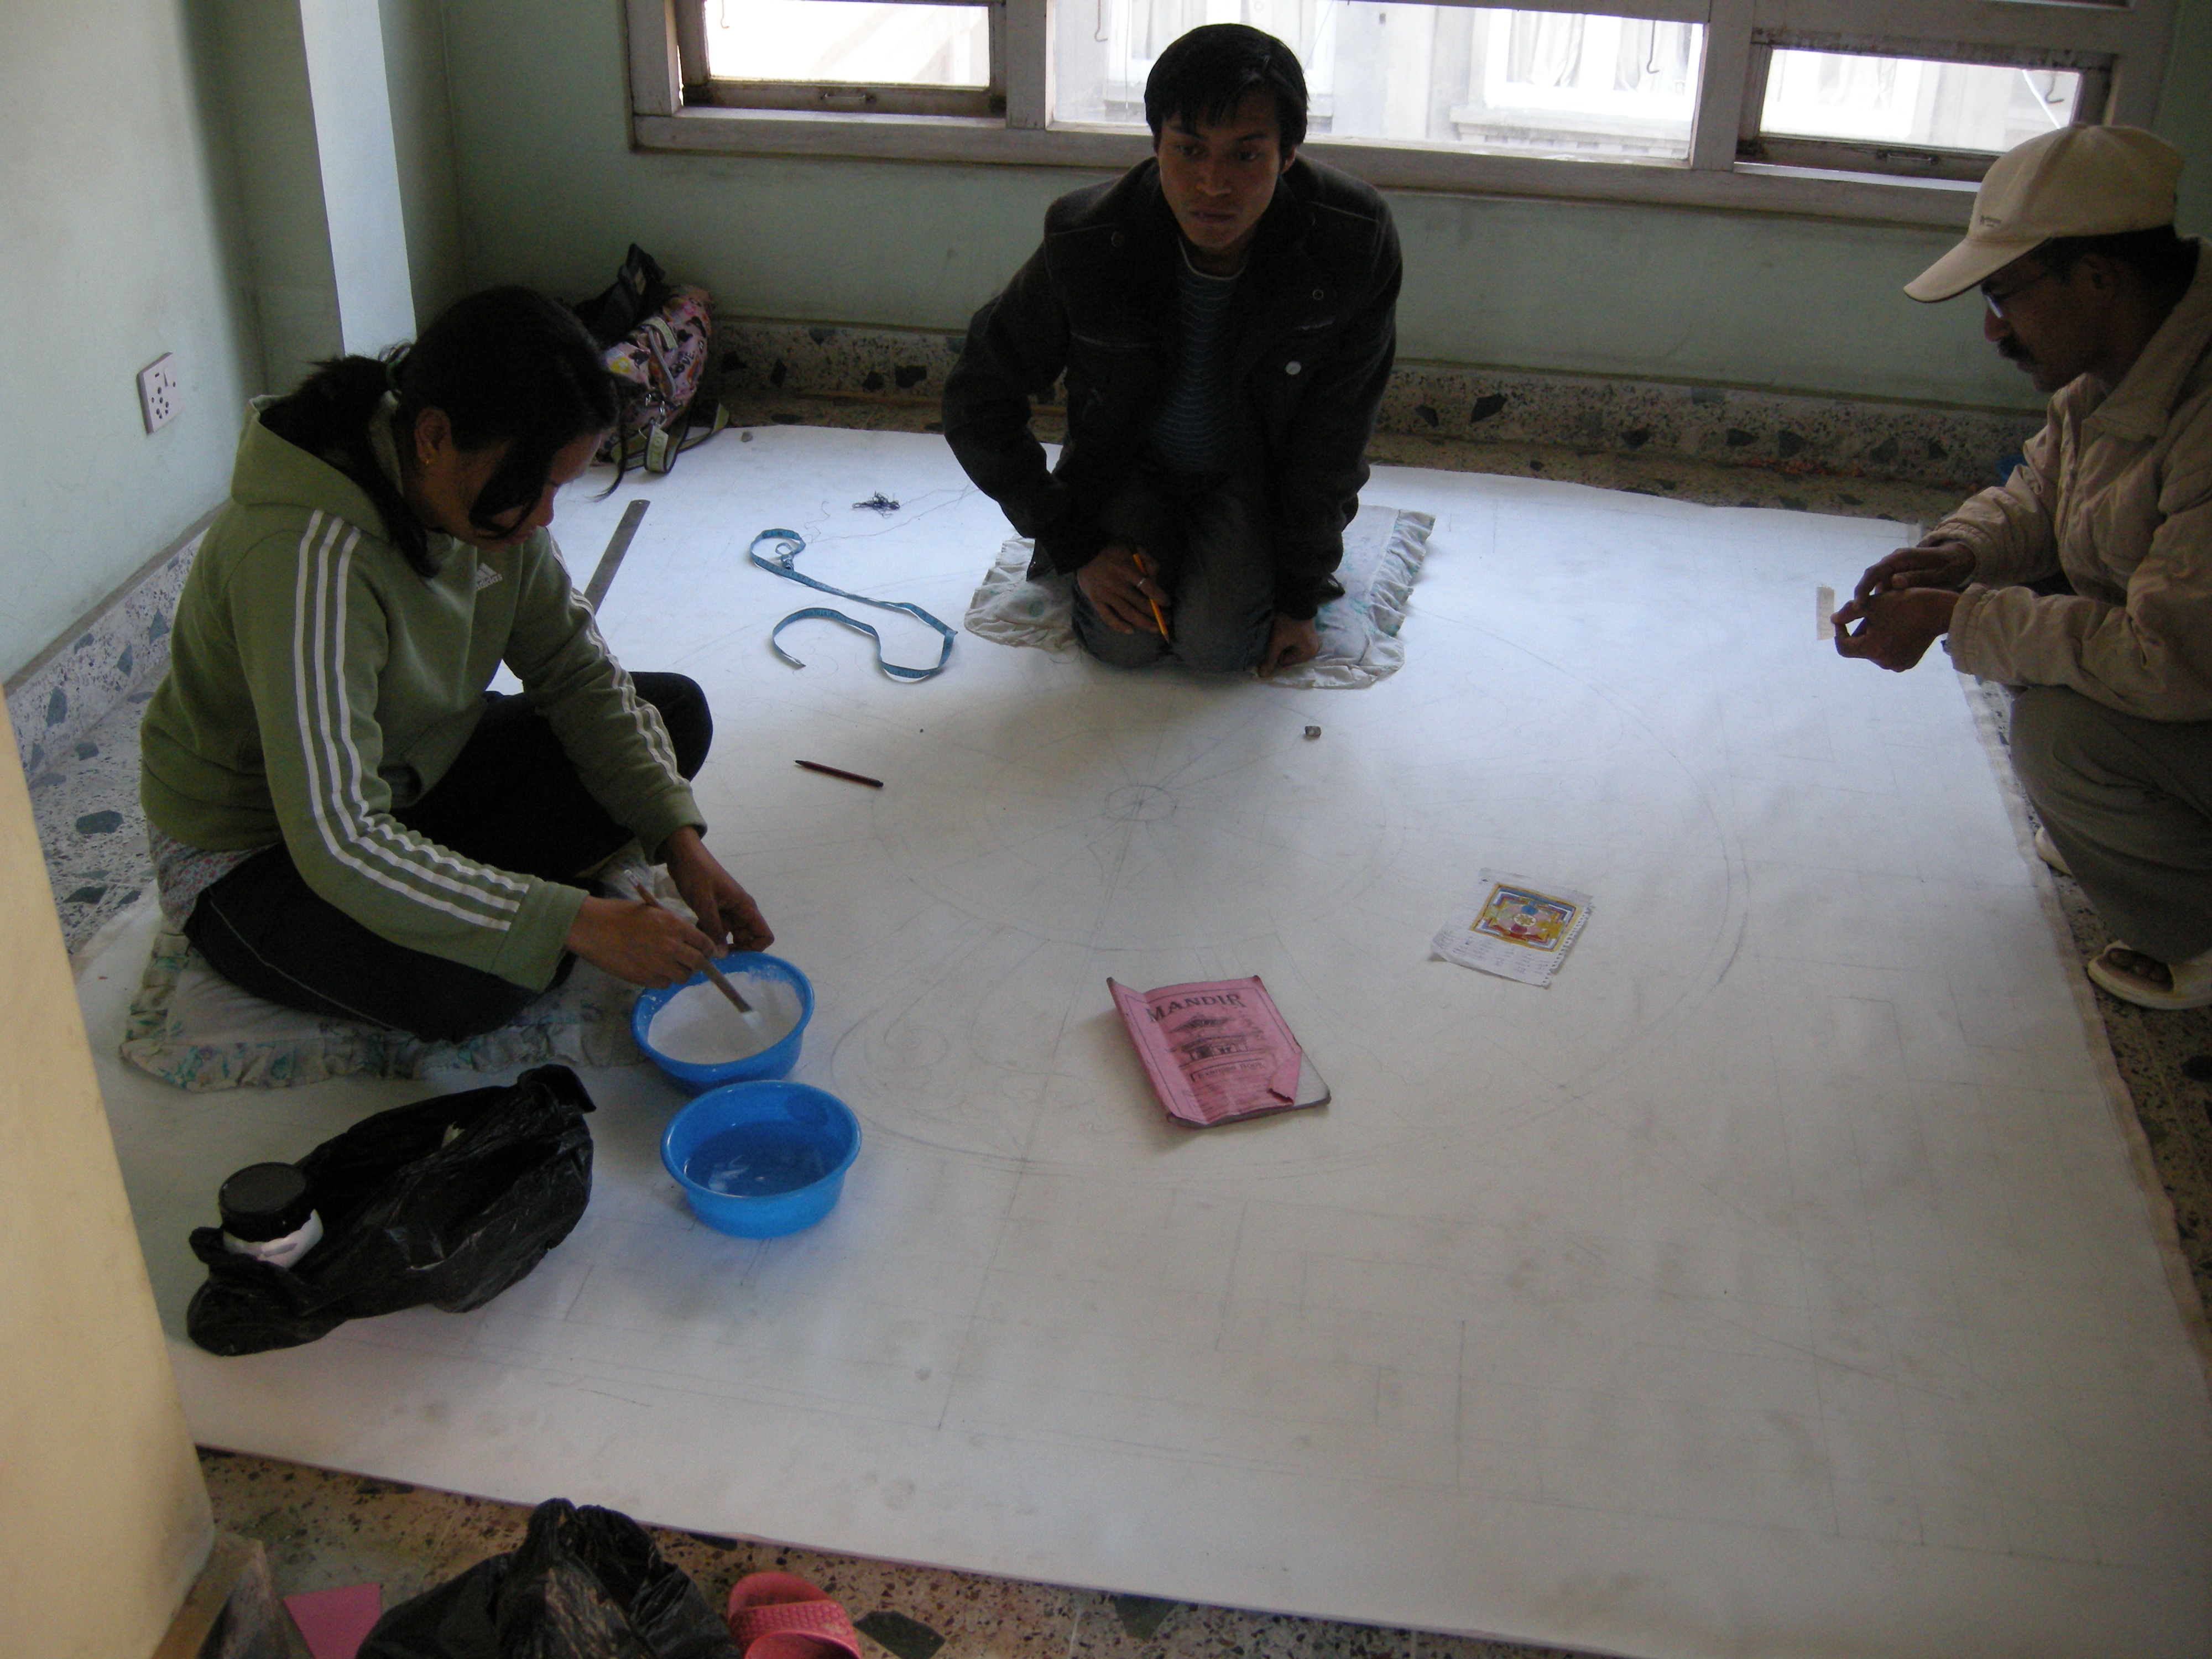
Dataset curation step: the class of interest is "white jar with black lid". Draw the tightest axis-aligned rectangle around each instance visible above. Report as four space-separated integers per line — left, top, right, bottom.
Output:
218 1162 324 1269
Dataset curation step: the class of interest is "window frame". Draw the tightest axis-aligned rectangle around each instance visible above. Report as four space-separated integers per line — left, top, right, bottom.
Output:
627 0 2179 227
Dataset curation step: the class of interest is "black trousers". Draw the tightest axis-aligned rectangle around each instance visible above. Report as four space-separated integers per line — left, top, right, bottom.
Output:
1068 463 1277 673
185 674 711 1043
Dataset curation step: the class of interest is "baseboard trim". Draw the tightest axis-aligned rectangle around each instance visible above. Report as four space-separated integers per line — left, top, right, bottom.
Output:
6 508 213 782
706 314 2041 497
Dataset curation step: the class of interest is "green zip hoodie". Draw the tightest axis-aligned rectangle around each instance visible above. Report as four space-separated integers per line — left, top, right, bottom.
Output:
140 403 702 991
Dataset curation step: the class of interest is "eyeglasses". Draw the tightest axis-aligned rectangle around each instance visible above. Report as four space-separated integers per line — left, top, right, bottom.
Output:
1983 266 2059 319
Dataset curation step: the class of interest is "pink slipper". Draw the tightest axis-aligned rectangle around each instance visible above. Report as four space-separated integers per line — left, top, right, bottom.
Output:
726 1571 863 1659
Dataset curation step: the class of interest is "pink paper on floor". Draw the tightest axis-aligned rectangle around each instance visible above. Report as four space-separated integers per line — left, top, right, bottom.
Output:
284 1582 383 1659
1107 976 1326 1126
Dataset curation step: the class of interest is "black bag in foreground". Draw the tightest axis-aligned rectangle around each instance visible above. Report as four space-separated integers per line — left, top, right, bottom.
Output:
359 1498 739 1659
185 1065 596 1356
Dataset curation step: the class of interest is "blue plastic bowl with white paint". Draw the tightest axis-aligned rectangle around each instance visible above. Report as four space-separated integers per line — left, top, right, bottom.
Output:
630 952 813 1095
660 1081 861 1238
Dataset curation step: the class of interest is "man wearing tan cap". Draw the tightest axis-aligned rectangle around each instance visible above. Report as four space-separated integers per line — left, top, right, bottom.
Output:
1832 124 2211 1010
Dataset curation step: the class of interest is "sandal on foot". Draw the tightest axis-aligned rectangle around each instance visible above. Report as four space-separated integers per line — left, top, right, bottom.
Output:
727 1572 863 1659
2086 942 2212 1011
2033 827 2072 877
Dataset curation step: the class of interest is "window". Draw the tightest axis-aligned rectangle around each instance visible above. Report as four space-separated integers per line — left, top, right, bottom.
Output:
1057 7 1707 161
687 0 1004 116
1761 54 2081 152
1741 23 2120 183
629 0 2180 222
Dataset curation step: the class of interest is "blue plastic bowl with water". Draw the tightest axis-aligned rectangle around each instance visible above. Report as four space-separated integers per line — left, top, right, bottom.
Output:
631 953 813 1095
660 1081 861 1238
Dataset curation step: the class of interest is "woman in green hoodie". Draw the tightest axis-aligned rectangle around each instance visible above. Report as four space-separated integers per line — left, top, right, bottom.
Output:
139 286 769 1042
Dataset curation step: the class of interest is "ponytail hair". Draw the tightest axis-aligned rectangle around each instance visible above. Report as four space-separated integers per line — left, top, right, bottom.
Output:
259 353 424 568
259 286 619 576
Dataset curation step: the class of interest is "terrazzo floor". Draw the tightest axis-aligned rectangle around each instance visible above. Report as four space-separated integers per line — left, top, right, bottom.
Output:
36 413 2212 1657
200 1449 1531 1659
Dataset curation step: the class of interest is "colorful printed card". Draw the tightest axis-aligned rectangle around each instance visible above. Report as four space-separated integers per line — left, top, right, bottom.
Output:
1107 976 1329 1128
1433 870 1594 987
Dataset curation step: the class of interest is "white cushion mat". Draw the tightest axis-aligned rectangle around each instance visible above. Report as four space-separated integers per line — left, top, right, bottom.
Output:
963 503 1432 688
79 426 2212 1658
109 901 646 1091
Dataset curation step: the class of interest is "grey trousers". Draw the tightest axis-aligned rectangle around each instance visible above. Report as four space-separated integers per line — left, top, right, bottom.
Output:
2010 685 2212 963
1069 463 1276 674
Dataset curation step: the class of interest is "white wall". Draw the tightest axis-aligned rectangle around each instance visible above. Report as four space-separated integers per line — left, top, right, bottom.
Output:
302 0 419 357
0 0 263 681
212 0 426 398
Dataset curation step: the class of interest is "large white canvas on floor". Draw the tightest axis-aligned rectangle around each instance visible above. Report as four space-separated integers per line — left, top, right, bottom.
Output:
83 429 2211 1657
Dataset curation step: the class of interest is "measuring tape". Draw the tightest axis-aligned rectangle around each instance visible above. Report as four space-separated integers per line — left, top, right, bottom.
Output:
746 529 956 682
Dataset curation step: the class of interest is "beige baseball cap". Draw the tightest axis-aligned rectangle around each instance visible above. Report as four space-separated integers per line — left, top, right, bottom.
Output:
1906 124 2183 302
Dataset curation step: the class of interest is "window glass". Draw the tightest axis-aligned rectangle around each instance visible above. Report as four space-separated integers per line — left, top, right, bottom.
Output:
1055 5 1702 161
705 0 991 86
1760 51 2080 152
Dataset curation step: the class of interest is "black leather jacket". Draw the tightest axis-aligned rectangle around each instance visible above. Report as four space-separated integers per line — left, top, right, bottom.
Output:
942 156 1401 619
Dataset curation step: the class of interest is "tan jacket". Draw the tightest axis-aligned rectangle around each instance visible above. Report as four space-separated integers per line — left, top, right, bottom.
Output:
1940 238 2212 720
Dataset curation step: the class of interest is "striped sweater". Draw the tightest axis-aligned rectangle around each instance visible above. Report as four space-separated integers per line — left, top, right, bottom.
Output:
1147 246 1240 473
139 401 701 991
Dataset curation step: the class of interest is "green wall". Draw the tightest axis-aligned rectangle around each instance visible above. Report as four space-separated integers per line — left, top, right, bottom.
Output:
380 0 467 326
211 0 342 394
2161 0 2212 239
442 0 2205 416
441 0 1098 369
0 0 263 681
0 0 2199 683
0 0 465 682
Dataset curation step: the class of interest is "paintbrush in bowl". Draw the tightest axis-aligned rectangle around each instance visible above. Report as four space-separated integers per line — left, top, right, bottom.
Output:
630 880 754 1014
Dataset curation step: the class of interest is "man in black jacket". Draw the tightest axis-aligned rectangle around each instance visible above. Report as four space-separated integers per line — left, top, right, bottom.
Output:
942 24 1401 676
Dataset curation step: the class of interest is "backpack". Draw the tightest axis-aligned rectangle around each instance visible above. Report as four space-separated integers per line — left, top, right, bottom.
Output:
575 245 729 479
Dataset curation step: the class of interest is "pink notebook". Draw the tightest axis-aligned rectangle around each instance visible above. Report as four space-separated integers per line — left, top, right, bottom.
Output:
1108 977 1329 1127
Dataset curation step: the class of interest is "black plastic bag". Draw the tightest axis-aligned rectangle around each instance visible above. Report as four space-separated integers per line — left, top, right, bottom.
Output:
185 1065 596 1356
358 1498 739 1659
575 244 674 348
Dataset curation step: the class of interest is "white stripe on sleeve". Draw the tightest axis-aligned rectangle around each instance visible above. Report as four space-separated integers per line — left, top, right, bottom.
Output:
289 517 521 929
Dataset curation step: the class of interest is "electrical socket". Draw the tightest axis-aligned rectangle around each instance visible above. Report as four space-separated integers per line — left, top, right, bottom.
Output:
138 354 180 433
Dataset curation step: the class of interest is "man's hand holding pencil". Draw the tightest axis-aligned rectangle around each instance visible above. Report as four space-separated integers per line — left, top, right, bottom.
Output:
1077 542 1172 638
